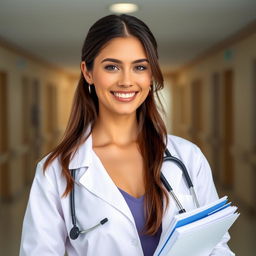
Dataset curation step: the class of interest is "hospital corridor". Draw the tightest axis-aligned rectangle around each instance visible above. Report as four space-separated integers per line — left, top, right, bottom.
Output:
1 1 256 255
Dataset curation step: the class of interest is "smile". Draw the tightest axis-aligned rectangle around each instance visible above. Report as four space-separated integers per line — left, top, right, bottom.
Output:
111 91 138 102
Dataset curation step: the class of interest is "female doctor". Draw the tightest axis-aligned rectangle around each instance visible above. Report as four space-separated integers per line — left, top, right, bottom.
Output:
20 14 235 256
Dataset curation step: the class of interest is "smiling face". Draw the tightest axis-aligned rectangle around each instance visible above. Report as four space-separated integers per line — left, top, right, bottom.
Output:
81 36 152 118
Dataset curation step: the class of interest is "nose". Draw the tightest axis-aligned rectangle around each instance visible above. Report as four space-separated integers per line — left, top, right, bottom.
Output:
118 69 133 88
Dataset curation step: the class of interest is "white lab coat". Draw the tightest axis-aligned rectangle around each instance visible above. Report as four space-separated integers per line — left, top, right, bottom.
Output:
20 134 235 256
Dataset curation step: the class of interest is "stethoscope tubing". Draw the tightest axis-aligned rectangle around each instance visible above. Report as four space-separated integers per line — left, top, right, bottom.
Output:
164 149 193 187
69 169 109 239
163 149 200 208
69 148 200 239
70 169 77 226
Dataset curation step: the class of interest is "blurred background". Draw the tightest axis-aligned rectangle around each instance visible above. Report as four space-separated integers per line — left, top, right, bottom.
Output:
0 0 256 255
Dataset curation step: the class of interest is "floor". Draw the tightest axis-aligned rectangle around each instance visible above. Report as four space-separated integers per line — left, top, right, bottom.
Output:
0 185 255 256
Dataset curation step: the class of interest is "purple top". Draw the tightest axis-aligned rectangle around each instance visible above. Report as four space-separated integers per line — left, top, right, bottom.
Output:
118 188 162 256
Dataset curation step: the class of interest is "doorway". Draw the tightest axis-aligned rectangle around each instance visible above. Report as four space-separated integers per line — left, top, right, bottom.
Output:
253 61 256 206
210 73 221 181
30 79 41 163
0 72 9 200
191 79 203 150
21 77 34 184
45 83 58 152
253 61 256 153
222 69 234 188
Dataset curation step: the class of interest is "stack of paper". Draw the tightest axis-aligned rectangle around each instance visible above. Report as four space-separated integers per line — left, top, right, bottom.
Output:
154 196 239 256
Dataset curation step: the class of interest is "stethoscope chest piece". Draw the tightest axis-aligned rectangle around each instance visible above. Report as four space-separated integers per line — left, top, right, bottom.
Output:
70 226 80 240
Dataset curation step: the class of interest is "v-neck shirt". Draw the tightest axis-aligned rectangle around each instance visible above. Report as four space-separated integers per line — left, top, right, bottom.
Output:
118 187 162 256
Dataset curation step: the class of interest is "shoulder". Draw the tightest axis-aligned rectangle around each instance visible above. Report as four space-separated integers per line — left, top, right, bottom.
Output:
166 134 202 157
32 154 64 194
37 154 61 175
166 134 207 177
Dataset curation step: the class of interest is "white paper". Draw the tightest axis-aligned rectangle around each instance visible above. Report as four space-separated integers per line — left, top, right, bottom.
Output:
162 213 239 256
154 196 239 256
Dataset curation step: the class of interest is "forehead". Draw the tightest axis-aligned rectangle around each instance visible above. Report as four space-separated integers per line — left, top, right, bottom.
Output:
96 36 147 61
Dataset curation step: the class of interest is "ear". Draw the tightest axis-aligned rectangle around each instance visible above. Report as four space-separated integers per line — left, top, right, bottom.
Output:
81 61 93 84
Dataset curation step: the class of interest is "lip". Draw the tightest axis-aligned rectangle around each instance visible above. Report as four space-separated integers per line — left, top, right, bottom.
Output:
111 90 138 93
110 91 138 102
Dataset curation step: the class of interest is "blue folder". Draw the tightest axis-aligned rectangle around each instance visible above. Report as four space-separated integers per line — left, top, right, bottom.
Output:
157 198 229 256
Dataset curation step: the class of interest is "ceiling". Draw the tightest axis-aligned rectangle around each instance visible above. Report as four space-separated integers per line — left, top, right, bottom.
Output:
0 0 256 75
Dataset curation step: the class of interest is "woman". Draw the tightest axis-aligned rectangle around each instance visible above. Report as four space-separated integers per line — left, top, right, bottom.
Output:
20 14 234 255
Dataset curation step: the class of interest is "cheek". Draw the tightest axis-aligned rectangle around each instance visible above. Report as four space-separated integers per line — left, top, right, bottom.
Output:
136 71 152 85
139 76 151 89
93 71 114 89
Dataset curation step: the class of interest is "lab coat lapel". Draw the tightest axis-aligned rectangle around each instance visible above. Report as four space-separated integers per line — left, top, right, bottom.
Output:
70 131 184 243
78 136 135 225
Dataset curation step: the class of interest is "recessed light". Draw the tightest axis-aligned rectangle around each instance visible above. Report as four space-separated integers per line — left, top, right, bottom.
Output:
109 3 139 14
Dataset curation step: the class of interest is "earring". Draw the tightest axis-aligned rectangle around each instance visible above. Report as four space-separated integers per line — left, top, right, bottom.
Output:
88 84 91 94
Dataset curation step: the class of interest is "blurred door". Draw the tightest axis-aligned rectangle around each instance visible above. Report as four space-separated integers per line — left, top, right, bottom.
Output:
222 70 234 187
0 72 9 200
191 79 203 150
210 73 221 181
253 61 256 205
45 83 58 152
31 79 41 164
177 85 186 138
253 61 256 153
21 77 35 185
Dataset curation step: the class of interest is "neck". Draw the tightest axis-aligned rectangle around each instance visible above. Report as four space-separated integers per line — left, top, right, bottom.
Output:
92 112 138 147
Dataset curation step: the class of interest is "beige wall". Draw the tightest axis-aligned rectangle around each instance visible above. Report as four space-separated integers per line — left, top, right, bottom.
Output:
167 32 256 210
157 79 173 133
0 44 78 200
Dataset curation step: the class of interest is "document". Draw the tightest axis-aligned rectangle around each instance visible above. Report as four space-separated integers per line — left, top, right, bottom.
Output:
154 196 239 256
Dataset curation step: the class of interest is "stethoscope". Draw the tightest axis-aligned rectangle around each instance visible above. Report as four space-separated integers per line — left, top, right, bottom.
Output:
69 148 200 240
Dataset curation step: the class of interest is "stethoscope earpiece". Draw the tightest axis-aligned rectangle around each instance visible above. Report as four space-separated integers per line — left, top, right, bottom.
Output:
70 226 80 240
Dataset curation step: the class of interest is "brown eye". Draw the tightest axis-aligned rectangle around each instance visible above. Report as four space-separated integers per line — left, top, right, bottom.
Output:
135 65 147 71
104 65 119 71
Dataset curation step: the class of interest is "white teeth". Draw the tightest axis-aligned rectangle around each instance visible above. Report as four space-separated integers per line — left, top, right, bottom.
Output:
113 92 136 98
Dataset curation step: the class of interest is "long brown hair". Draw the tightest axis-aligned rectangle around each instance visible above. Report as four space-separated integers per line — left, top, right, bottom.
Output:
43 14 169 235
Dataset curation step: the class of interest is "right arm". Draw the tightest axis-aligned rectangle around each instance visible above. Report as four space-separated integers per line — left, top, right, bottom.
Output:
19 162 67 256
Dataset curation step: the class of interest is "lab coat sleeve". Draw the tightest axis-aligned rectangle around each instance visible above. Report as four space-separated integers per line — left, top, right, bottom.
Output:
19 161 67 256
194 147 235 256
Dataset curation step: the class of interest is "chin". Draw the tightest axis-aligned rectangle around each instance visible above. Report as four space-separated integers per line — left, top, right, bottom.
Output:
112 108 137 116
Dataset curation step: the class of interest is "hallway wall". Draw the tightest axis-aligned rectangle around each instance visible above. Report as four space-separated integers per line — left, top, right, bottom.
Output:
0 43 77 201
167 31 256 211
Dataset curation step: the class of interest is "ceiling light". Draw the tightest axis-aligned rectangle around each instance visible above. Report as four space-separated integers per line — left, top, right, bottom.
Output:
109 3 139 13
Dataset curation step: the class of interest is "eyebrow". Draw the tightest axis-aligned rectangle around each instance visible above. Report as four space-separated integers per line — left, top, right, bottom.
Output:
101 58 149 64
